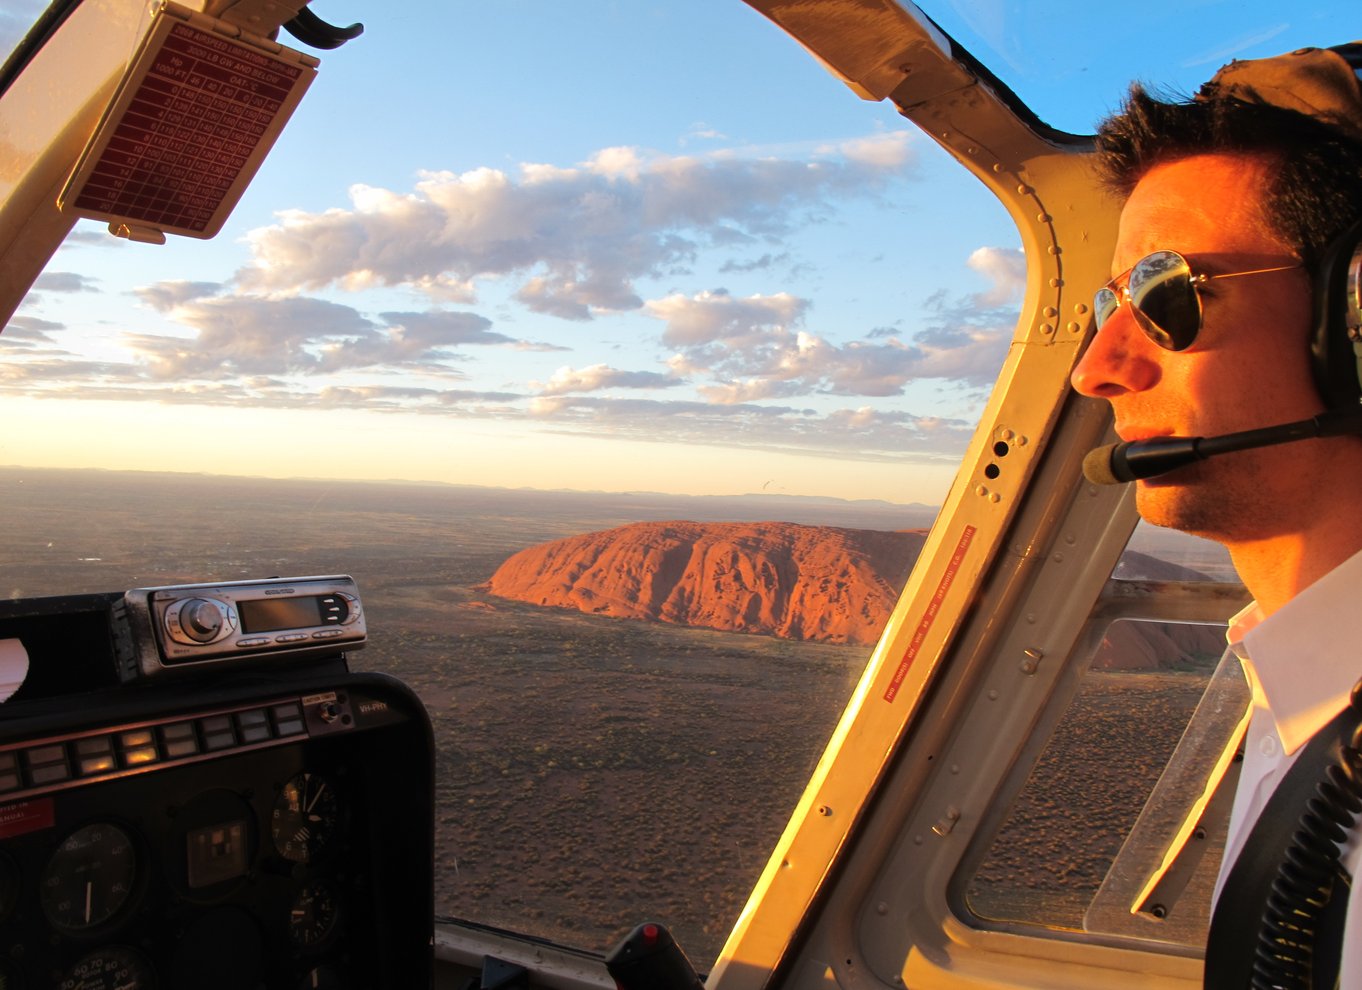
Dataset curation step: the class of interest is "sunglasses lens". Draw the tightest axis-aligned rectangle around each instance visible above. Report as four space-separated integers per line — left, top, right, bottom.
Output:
1093 286 1120 330
1128 251 1199 350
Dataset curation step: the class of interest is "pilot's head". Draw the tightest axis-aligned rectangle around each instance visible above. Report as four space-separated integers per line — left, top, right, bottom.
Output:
1070 46 1362 578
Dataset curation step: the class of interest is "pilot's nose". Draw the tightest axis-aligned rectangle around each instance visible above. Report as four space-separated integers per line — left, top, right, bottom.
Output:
1070 304 1161 399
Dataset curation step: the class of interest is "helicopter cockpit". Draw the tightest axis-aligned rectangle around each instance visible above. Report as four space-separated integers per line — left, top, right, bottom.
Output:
0 1 1354 988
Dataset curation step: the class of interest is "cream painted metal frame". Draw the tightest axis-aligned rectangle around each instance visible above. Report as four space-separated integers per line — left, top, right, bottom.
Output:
707 2 1221 987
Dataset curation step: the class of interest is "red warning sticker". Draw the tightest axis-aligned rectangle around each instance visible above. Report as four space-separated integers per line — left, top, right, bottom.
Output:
884 525 976 703
0 798 55 840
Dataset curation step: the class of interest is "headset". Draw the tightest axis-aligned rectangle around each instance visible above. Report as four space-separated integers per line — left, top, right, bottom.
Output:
1308 43 1362 411
1309 214 1362 411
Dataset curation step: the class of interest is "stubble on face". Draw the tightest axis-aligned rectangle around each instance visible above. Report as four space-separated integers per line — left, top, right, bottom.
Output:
1109 154 1322 545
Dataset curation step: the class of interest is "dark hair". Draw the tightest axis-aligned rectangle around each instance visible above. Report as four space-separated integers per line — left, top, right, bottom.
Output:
1096 85 1362 268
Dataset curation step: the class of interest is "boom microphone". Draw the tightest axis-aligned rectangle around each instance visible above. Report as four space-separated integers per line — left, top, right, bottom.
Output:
1083 411 1362 485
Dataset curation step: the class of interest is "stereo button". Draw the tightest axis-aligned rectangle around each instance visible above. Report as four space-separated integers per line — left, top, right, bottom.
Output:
74 737 117 776
236 709 271 744
312 630 343 639
181 599 224 642
0 752 18 792
272 703 306 736
275 634 308 643
119 729 158 767
161 721 199 759
236 637 271 648
25 744 69 785
200 715 236 751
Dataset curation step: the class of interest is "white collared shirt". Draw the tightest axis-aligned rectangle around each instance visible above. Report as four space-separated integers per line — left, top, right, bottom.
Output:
1216 547 1362 987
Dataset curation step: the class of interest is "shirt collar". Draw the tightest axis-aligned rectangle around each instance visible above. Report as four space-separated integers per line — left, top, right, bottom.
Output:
1227 550 1362 755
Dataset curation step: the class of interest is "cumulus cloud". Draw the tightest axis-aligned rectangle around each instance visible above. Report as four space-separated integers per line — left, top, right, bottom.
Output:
647 290 807 347
719 253 788 274
520 394 974 461
2 315 64 347
116 283 548 382
535 364 680 396
126 295 381 379
643 244 1022 402
33 273 98 293
824 131 913 168
235 135 915 319
135 281 222 312
377 310 515 352
966 246 1026 307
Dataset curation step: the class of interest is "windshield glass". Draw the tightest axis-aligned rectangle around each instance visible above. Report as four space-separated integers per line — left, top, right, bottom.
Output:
9 0 1338 970
925 0 1357 135
0 0 1017 964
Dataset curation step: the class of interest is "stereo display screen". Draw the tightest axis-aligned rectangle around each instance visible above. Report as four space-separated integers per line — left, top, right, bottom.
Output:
239 596 323 633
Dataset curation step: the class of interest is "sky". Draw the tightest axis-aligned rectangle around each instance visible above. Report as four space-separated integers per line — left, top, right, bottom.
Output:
0 1 1349 503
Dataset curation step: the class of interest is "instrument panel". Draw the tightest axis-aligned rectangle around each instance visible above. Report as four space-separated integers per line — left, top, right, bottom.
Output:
0 592 433 990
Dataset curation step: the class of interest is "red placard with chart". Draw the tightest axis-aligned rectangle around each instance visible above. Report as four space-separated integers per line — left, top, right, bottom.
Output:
61 4 316 240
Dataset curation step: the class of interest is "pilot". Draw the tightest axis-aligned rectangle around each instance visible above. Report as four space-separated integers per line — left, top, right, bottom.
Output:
1069 45 1362 989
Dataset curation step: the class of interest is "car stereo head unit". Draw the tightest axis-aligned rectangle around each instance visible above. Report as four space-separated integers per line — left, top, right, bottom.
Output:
113 576 366 682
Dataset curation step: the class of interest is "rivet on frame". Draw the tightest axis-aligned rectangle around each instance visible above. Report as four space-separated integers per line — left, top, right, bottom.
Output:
1043 307 1058 318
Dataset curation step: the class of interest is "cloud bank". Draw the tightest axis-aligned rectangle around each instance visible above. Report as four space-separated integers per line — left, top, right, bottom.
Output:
237 134 915 320
3 133 1022 466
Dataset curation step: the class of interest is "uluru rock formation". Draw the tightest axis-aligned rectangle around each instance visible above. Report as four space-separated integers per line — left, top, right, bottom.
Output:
484 521 1235 650
484 520 925 645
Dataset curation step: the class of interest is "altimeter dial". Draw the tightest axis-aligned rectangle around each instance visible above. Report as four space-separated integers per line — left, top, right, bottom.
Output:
59 946 154 990
40 823 137 933
271 772 339 863
288 882 338 947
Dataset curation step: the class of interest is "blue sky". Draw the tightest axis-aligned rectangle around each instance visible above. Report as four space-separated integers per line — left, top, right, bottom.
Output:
0 1 1349 502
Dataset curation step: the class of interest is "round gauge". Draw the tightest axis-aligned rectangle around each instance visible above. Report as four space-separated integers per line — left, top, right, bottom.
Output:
288 883 338 947
58 946 153 990
40 823 137 933
271 773 339 863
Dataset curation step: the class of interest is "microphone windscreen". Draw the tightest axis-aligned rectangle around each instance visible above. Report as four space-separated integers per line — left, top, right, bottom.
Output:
1082 444 1122 485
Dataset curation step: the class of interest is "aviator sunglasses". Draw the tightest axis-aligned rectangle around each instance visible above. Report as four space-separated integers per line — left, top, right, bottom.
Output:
1093 250 1302 351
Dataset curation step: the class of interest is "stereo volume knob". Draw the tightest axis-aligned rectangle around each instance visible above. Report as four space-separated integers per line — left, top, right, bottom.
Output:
180 599 224 642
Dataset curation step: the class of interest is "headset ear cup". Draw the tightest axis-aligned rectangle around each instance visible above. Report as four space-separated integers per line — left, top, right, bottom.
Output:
1311 217 1362 411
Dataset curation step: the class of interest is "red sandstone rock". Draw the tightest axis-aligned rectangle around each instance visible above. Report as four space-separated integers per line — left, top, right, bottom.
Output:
484 521 925 645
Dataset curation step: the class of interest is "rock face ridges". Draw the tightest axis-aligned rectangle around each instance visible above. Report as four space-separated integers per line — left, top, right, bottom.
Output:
485 520 925 645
